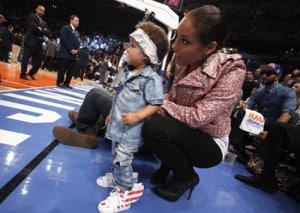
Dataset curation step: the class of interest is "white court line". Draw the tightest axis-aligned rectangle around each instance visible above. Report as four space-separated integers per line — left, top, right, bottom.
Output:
3 93 75 110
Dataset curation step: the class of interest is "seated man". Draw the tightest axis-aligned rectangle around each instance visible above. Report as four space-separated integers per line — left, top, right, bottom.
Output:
53 86 113 148
53 53 127 149
235 122 300 194
230 63 298 160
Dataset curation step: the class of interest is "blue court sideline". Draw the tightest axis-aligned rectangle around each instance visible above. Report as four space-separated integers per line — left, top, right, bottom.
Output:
0 83 299 212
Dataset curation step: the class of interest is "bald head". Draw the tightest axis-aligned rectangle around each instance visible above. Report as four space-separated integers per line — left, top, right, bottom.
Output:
36 5 45 17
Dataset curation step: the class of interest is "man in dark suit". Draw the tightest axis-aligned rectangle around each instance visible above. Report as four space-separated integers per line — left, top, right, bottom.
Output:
0 24 14 62
56 15 80 89
0 14 6 30
20 5 48 80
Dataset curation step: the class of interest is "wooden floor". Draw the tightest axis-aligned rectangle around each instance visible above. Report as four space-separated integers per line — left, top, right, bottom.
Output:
0 61 90 90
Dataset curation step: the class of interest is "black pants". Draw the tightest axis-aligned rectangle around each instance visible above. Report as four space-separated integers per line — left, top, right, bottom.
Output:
74 65 87 81
77 87 113 134
142 115 223 178
260 122 300 178
42 56 55 70
20 43 43 76
0 44 10 62
56 58 76 85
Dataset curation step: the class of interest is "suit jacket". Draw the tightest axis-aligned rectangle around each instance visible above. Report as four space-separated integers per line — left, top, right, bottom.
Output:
58 25 80 61
24 13 48 47
0 27 14 48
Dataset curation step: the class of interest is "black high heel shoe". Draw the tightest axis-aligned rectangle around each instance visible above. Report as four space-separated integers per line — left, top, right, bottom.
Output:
151 164 171 185
153 174 200 202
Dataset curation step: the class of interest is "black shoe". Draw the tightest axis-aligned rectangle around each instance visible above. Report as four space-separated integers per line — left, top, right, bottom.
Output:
28 74 37 80
20 75 29 80
151 165 171 185
56 83 65 88
235 174 278 194
64 84 73 89
153 174 199 202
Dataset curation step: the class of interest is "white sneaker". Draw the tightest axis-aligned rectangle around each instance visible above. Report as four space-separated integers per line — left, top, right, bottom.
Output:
97 183 144 213
97 173 116 188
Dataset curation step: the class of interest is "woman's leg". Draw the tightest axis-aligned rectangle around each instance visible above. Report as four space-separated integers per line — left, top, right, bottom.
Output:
142 115 222 179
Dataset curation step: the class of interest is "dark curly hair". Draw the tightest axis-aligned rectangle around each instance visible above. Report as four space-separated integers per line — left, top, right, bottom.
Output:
135 21 169 63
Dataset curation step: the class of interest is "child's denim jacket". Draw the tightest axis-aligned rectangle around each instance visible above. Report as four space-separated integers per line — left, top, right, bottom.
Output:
106 65 164 145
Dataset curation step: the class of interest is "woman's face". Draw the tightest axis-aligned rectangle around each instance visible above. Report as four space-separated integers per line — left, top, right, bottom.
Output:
171 15 207 69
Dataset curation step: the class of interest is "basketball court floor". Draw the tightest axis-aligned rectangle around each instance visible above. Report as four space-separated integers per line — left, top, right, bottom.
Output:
0 62 299 212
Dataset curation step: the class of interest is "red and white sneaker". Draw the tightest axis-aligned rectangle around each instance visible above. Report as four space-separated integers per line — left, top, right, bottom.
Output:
97 183 144 213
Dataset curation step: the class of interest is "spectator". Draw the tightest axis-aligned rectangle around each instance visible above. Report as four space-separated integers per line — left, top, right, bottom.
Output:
56 15 80 89
20 5 48 80
230 63 298 162
0 24 14 62
142 5 245 202
74 45 89 81
11 31 22 63
242 70 258 100
235 122 300 194
42 36 57 71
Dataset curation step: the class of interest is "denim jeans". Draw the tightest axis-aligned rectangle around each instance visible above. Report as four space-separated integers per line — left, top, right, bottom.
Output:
112 142 140 190
77 87 113 134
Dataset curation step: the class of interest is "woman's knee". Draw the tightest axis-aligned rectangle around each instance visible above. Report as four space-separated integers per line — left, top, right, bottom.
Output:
142 116 163 139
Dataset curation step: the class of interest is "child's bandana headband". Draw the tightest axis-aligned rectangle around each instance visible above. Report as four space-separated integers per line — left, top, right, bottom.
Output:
130 28 159 65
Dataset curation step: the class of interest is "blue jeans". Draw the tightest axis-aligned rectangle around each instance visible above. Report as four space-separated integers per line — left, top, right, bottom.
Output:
77 87 112 134
112 142 140 190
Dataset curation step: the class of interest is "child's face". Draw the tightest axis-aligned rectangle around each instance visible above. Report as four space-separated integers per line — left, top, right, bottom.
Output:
126 37 148 69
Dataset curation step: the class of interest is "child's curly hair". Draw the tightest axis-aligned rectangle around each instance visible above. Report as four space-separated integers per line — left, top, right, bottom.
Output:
135 21 169 63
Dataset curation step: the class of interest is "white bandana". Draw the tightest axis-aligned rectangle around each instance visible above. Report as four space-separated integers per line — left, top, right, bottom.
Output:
130 28 159 65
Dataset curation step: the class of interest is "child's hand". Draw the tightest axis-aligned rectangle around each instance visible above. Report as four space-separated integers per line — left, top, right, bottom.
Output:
121 112 139 125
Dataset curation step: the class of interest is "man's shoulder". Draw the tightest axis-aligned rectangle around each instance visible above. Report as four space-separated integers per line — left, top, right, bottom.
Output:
61 25 71 31
254 86 265 94
28 13 37 20
275 83 294 92
275 84 296 98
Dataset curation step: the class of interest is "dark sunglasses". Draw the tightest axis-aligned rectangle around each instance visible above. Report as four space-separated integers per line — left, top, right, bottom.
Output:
261 71 275 77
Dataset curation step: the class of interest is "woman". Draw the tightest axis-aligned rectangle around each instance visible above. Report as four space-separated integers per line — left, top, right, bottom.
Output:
142 5 246 202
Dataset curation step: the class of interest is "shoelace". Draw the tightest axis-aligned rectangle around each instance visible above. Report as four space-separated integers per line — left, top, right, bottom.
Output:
98 173 116 187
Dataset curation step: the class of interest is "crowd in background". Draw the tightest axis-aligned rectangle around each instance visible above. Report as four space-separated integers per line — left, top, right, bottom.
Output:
0 2 127 84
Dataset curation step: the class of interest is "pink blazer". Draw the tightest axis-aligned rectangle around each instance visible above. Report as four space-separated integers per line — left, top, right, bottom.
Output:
162 53 246 137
